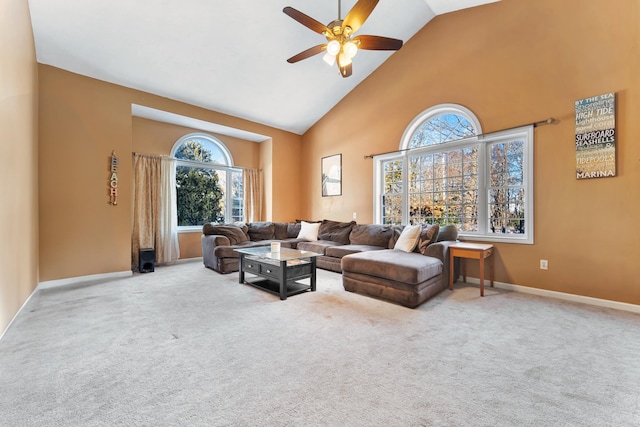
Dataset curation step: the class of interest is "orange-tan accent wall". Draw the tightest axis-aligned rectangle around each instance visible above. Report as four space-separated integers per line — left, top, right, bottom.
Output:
131 117 262 259
301 0 640 304
0 0 39 332
38 66 302 282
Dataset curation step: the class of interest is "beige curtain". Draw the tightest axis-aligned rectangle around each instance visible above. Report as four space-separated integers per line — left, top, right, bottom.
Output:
243 168 261 223
132 153 180 269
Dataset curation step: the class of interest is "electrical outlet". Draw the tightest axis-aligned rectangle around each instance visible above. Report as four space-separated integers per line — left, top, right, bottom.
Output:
540 259 548 270
352 212 357 220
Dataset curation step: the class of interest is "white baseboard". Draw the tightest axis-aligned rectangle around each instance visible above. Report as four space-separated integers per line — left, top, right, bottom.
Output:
463 277 640 314
37 270 133 290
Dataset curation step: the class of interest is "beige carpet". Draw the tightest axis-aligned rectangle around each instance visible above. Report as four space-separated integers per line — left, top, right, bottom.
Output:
1 261 639 426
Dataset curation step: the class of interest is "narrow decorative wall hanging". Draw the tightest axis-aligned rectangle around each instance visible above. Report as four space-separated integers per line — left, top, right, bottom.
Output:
575 92 616 179
109 151 119 205
322 154 342 197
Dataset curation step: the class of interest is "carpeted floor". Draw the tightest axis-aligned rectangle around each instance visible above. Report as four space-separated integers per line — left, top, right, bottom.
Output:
1 261 639 426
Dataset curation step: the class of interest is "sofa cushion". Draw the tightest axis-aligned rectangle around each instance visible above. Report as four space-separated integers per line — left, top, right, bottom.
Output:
247 222 275 241
297 240 342 255
349 224 394 247
297 221 321 241
325 244 386 258
437 224 458 242
202 224 249 245
273 222 289 240
416 223 440 255
394 224 421 252
318 220 356 244
341 249 442 285
287 222 302 238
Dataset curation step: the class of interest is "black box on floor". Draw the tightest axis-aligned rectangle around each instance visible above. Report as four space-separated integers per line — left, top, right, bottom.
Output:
139 248 155 273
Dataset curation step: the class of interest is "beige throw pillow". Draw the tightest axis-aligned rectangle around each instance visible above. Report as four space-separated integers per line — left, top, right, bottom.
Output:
297 221 321 241
393 224 421 252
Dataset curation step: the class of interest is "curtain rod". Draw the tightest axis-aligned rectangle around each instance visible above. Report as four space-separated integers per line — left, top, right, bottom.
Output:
363 117 557 159
132 152 261 171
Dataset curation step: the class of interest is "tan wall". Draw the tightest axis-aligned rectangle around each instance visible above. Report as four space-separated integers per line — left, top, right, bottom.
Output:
0 0 39 332
131 117 261 259
302 0 640 304
39 65 302 282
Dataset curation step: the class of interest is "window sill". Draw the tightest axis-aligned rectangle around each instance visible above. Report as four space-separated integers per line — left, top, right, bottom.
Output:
178 227 203 234
459 233 533 245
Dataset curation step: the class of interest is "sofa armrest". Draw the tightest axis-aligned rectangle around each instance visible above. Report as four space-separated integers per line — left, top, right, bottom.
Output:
202 234 231 248
201 234 231 269
423 241 460 286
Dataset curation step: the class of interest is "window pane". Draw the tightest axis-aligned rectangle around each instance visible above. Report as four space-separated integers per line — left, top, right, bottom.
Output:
409 113 477 148
381 159 403 225
176 166 226 226
174 137 229 165
231 170 243 222
408 144 479 228
488 139 526 234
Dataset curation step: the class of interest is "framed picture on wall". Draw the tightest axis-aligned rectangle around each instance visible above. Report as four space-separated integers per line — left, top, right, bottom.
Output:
321 154 342 197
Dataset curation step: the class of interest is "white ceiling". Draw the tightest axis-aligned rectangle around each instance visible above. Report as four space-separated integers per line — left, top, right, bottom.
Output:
28 0 499 135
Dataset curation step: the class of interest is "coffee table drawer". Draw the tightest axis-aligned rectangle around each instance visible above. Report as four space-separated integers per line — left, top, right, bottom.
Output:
243 259 260 275
259 263 281 280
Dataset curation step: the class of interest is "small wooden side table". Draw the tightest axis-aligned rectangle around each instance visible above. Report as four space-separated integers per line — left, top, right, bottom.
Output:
449 242 494 297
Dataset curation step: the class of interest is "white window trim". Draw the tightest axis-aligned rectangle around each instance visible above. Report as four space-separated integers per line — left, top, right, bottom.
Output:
171 133 242 229
400 103 483 148
374 105 534 244
472 125 534 244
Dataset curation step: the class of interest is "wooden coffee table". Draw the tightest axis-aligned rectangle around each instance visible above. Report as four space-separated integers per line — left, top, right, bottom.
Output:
449 242 494 297
235 247 322 300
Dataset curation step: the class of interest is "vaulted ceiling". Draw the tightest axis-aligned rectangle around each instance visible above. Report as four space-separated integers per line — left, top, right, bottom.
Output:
28 0 499 135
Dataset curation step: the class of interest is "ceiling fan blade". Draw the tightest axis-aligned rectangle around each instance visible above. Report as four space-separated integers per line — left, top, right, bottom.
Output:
339 62 352 78
353 35 403 50
287 44 327 63
283 7 329 35
342 0 379 33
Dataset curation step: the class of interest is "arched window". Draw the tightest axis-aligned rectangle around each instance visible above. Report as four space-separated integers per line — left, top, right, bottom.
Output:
374 104 534 244
171 133 243 229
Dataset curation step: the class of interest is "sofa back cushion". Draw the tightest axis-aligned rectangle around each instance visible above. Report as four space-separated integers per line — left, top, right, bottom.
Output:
202 223 249 245
247 222 275 241
349 224 394 247
273 222 289 240
287 222 302 238
416 223 440 254
436 224 458 242
318 220 356 244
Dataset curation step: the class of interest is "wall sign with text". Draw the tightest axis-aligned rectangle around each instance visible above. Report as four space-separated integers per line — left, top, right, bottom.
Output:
575 92 616 180
109 151 118 205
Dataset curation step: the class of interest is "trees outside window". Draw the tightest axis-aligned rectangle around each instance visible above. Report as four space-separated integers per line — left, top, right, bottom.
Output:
374 104 534 244
172 134 243 229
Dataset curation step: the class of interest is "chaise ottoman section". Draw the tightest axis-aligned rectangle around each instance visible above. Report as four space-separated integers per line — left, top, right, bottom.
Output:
341 249 444 308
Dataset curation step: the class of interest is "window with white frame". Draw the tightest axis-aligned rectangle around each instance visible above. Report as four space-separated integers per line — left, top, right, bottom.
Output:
171 133 243 230
374 104 534 244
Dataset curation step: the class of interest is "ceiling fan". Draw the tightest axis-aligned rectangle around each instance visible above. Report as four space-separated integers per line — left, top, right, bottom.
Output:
283 0 403 78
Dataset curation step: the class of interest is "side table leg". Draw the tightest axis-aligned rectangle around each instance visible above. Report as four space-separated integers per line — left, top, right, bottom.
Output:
490 251 495 288
449 252 455 290
479 255 485 297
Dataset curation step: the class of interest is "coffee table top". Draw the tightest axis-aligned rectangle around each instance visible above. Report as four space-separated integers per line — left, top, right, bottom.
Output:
234 246 322 261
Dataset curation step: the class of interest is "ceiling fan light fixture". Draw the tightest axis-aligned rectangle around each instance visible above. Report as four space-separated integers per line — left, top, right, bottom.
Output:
327 40 341 56
343 41 358 58
338 52 352 67
323 51 337 66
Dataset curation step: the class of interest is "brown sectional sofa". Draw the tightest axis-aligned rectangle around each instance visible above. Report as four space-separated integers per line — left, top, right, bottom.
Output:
201 219 460 308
